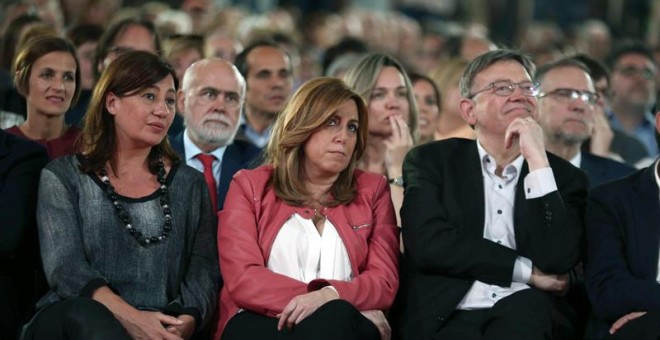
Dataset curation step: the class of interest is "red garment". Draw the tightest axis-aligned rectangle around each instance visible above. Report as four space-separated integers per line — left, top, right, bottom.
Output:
214 165 400 338
196 153 218 210
5 125 81 160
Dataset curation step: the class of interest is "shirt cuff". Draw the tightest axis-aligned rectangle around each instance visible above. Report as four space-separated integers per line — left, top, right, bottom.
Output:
513 256 533 283
523 167 557 199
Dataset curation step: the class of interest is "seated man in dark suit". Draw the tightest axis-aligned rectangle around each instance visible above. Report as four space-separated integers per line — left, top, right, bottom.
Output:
536 58 635 188
172 58 261 211
586 116 660 339
394 49 588 339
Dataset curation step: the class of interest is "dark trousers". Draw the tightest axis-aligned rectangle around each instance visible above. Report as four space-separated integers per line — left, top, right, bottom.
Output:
222 299 380 340
433 289 555 340
609 311 660 340
21 298 131 340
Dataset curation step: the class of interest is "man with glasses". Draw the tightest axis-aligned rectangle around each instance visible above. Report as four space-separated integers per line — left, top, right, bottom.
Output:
172 58 260 211
572 54 649 166
394 49 588 339
607 41 658 159
536 58 634 188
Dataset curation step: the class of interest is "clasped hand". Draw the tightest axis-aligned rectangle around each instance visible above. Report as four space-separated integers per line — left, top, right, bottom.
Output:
277 288 339 331
504 117 549 170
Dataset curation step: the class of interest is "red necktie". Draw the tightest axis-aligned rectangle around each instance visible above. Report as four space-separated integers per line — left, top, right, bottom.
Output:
196 154 217 210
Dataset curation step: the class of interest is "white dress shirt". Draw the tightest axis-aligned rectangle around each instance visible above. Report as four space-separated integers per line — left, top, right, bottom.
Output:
457 141 558 310
183 129 227 186
268 213 353 284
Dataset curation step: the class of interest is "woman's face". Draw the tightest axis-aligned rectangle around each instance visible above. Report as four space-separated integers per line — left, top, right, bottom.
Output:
412 78 440 140
303 99 359 179
442 78 462 118
27 51 77 117
107 75 177 149
367 66 410 136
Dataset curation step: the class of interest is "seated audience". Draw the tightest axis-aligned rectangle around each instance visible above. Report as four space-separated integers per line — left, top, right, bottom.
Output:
172 58 261 211
536 58 635 187
430 58 476 140
216 77 399 339
572 53 649 166
343 53 418 225
586 112 660 339
606 41 658 159
5 36 81 160
22 51 219 340
65 23 104 127
410 73 441 145
393 49 588 339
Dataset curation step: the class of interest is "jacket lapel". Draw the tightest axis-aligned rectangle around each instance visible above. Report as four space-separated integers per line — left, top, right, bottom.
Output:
632 165 660 279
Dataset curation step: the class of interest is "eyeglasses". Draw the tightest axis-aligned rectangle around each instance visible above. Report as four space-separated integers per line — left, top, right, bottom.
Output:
468 80 539 98
614 66 656 80
537 88 600 105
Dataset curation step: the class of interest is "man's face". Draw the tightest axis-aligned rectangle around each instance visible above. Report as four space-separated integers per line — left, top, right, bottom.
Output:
610 53 657 109
179 60 243 146
460 60 538 140
244 46 293 118
537 66 597 145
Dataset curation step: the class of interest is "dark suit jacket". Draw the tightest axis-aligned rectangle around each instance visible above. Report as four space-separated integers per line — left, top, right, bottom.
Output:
0 130 48 338
581 152 635 189
171 131 262 211
586 164 660 324
393 138 588 340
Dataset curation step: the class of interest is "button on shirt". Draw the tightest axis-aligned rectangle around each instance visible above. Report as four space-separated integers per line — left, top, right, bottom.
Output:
183 129 226 192
457 141 558 310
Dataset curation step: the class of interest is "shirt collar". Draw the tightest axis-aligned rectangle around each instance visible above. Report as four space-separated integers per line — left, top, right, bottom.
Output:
183 128 227 162
569 151 582 168
476 139 524 183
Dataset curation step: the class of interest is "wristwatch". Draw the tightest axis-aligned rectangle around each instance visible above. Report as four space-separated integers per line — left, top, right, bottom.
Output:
388 175 404 187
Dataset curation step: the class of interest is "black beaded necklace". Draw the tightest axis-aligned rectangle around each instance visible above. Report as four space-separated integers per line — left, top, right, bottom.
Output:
99 159 172 247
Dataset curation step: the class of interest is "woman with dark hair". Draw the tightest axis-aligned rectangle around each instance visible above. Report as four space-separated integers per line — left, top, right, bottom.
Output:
22 51 219 340
6 35 81 160
217 77 399 340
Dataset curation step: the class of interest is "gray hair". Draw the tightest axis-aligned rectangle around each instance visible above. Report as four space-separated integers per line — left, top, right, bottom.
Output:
459 49 536 98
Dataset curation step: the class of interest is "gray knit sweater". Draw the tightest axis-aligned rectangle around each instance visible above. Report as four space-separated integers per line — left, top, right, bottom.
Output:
35 155 220 329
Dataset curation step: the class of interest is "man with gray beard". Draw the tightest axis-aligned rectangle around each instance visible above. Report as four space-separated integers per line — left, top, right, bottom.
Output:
172 58 261 211
536 58 634 188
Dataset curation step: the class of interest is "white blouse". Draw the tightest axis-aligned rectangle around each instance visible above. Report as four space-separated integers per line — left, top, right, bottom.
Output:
267 213 353 283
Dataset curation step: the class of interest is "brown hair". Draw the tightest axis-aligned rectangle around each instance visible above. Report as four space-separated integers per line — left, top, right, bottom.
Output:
13 35 82 106
79 50 180 174
265 77 368 207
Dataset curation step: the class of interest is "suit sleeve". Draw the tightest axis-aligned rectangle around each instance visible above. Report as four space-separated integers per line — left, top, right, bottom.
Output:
310 176 400 311
218 172 308 316
586 191 660 321
401 147 520 287
515 163 587 273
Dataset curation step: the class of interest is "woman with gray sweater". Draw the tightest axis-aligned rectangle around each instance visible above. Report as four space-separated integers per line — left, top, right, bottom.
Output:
22 51 219 340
